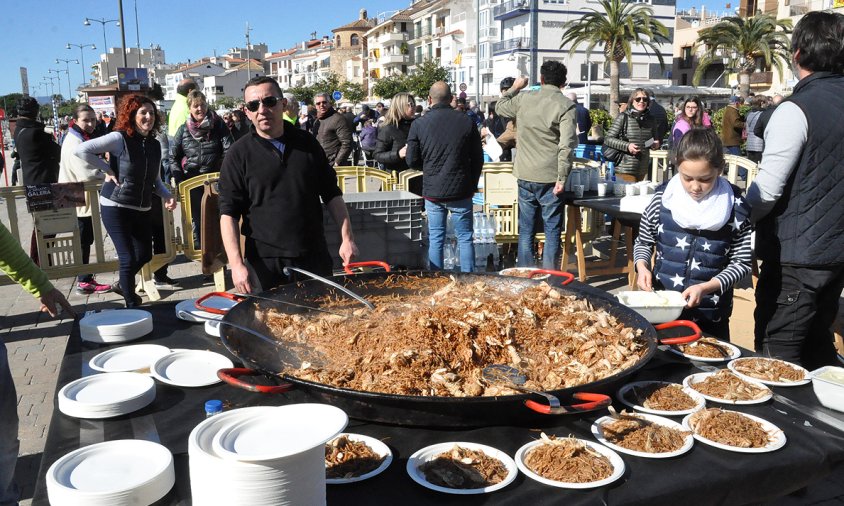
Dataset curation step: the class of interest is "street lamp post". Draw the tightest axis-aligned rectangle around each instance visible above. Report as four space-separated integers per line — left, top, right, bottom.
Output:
67 43 96 88
47 70 67 100
84 17 120 83
55 58 79 99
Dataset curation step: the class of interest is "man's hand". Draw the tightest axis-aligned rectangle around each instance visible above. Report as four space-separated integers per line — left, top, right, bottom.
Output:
339 240 359 265
104 173 118 185
231 263 252 294
510 77 529 92
636 260 653 291
553 181 565 196
40 288 74 318
398 146 407 159
163 197 177 211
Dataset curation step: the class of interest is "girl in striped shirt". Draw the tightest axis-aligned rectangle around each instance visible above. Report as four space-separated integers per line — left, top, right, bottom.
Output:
634 128 753 340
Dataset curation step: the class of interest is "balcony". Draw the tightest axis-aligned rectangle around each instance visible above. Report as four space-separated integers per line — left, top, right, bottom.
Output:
480 59 493 71
479 27 499 41
492 37 529 55
412 26 432 39
380 54 409 65
493 0 530 20
378 31 409 44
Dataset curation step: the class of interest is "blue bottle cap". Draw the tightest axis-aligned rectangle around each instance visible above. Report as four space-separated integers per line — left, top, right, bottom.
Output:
205 399 223 414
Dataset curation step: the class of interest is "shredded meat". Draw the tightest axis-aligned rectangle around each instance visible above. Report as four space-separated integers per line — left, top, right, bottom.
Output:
688 408 773 448
601 412 690 453
675 337 732 359
261 275 647 397
628 383 698 411
419 445 509 489
524 434 613 483
732 358 805 383
325 435 386 479
690 370 770 401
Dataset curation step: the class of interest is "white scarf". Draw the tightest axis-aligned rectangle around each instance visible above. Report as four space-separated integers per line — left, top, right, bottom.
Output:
661 174 733 231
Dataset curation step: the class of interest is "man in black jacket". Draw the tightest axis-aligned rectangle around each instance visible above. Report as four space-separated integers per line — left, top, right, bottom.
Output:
218 76 358 293
13 96 60 186
747 11 844 369
406 81 483 272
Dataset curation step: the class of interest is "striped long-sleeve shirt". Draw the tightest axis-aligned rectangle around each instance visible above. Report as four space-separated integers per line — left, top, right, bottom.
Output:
634 189 753 293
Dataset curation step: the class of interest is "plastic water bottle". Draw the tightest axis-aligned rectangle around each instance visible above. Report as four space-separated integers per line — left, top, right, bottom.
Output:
205 400 223 418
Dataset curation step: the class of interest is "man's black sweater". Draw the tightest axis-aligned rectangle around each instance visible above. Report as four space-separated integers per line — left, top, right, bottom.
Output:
218 127 342 258
13 118 60 185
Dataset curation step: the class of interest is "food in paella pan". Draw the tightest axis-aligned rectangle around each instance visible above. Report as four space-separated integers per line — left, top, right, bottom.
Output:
689 370 770 401
628 383 699 412
731 358 806 383
674 337 733 359
325 435 386 480
259 275 647 397
418 445 509 489
600 412 691 454
687 408 774 448
524 434 614 483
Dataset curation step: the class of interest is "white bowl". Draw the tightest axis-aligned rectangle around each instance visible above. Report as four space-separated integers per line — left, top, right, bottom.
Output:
811 366 844 413
615 290 687 323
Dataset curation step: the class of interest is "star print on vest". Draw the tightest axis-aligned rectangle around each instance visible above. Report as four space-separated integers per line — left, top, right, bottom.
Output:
690 258 702 271
701 241 712 252
676 236 690 251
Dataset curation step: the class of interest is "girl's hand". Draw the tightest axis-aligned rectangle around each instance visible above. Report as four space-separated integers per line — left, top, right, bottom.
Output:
163 197 178 211
636 261 653 291
682 284 706 308
627 143 641 155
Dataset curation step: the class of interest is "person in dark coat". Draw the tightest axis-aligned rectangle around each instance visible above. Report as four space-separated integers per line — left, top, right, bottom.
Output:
311 93 353 166
13 96 60 186
647 90 669 143
604 88 660 182
373 92 415 173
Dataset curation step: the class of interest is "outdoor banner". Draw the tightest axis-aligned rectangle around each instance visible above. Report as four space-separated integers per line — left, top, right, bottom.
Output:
117 67 150 91
88 95 116 116
25 183 85 213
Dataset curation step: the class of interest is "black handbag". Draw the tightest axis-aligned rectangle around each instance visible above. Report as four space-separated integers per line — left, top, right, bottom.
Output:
602 114 628 165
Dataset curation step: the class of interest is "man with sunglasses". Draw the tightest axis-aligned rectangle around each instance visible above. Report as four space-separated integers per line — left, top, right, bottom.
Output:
310 93 353 167
218 76 358 293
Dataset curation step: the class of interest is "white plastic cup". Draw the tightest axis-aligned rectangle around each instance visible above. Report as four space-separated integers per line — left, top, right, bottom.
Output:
597 182 608 197
625 184 638 197
568 170 582 189
573 185 585 198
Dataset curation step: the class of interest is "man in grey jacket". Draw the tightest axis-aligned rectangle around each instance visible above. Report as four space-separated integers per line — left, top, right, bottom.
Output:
496 61 577 269
747 11 844 369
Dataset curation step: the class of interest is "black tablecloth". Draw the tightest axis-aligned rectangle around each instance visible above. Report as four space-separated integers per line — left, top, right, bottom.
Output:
34 302 844 505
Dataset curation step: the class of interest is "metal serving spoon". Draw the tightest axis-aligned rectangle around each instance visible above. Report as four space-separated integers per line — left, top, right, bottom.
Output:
283 266 375 311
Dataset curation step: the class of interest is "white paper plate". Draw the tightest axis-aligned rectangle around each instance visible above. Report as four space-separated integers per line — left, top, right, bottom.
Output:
727 358 811 387
58 372 156 419
683 372 773 405
592 414 694 459
682 410 787 453
667 339 742 363
515 438 625 489
88 344 171 373
617 381 706 416
47 439 174 505
176 297 237 323
150 350 233 387
204 320 221 338
80 309 153 343
213 403 348 462
325 433 393 484
406 442 518 495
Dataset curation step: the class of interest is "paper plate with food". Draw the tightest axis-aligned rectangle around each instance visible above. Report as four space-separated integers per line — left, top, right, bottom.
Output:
683 370 772 405
682 408 786 453
727 357 810 387
617 381 706 416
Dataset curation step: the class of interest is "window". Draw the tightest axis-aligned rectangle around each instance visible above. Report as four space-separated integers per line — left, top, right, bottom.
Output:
681 73 688 85
335 35 341 48
631 62 649 79
351 34 360 46
681 47 693 69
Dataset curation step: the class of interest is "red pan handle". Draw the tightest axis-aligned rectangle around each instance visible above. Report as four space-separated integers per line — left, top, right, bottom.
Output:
195 292 242 315
217 368 295 394
524 392 611 415
654 320 702 345
529 269 575 285
343 261 392 274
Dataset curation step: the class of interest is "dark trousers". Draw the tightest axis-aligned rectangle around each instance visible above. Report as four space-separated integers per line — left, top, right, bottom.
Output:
101 205 153 305
755 262 844 370
77 217 95 283
245 246 333 292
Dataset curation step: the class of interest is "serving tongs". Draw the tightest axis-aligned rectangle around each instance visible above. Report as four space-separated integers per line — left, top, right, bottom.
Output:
284 264 387 311
481 364 610 415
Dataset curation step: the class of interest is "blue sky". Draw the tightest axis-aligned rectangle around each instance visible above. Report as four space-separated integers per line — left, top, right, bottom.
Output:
1 0 727 99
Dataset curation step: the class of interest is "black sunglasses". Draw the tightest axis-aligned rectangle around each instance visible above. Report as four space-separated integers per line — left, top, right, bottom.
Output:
245 96 281 112
633 97 650 103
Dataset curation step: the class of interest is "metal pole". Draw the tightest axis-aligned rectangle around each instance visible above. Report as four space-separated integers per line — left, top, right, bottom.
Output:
102 26 109 83
530 0 538 85
476 0 481 107
245 22 253 81
118 0 128 68
134 0 140 52
586 58 592 109
79 49 86 86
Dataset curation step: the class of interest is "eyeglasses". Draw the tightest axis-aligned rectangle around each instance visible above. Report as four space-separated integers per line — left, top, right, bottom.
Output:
245 96 280 112
633 97 650 103
314 101 329 106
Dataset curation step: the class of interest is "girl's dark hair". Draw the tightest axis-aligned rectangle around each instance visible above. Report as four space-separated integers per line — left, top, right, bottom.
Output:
675 127 724 172
115 94 161 137
73 104 96 120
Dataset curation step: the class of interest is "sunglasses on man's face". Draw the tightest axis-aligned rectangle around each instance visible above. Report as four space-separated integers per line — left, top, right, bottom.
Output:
633 97 650 103
245 96 280 112
314 101 329 106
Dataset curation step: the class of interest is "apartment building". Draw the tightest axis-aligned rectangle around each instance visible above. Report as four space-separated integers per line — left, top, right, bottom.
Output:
364 10 413 97
92 46 166 85
266 38 334 90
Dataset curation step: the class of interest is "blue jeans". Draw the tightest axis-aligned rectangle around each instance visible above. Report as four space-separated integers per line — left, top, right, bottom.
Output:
0 341 19 506
517 180 564 269
101 205 153 305
425 198 474 272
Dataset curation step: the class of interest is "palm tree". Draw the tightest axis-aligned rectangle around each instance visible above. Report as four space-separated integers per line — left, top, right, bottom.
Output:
693 14 792 98
560 0 670 117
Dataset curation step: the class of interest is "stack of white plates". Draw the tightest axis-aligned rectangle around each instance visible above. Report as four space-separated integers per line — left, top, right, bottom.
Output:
150 350 233 387
176 297 237 323
89 344 171 373
47 439 174 505
80 309 153 343
58 372 156 419
188 403 348 506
